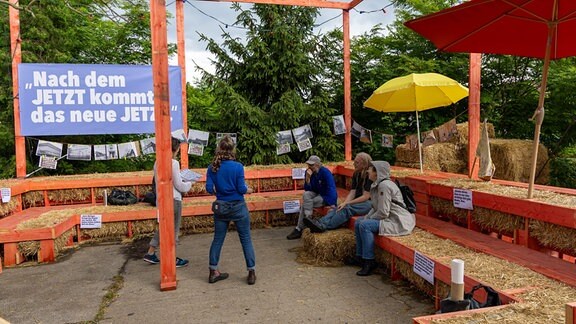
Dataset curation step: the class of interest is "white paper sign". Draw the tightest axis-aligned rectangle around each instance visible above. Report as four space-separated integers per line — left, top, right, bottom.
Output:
80 214 102 229
292 168 307 180
283 200 301 214
413 251 435 285
1 187 11 203
453 188 473 210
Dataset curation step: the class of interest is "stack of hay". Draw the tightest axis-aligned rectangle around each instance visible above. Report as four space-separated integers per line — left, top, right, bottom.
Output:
395 122 549 184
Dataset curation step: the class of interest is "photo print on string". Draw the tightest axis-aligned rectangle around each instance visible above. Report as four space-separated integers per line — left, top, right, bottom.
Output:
188 129 209 146
276 143 291 155
360 129 373 144
106 144 119 160
422 130 437 147
93 145 107 161
171 129 188 143
351 121 363 138
118 142 139 159
36 140 63 158
381 134 394 148
39 155 58 169
297 138 312 152
332 115 346 135
438 119 458 142
140 137 156 155
67 144 92 161
188 143 204 156
406 134 419 150
292 125 313 143
275 130 294 145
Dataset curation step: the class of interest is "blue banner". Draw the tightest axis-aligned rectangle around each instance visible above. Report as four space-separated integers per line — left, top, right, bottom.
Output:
18 64 183 135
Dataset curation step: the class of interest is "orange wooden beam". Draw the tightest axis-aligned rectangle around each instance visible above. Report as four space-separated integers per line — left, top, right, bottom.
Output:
346 0 363 9
567 302 576 324
342 10 352 161
9 1 26 178
196 0 348 9
176 0 189 169
468 53 481 179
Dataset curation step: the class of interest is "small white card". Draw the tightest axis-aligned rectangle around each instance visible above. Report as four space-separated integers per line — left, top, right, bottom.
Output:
283 200 301 214
39 156 58 169
413 250 435 285
453 188 473 210
80 214 102 229
291 168 307 180
1 187 11 203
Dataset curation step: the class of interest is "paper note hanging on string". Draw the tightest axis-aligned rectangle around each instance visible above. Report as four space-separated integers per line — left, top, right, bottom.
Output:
39 156 58 169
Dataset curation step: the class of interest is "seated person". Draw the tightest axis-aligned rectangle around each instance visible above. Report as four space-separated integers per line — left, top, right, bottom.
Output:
348 161 415 276
287 155 337 240
304 152 373 233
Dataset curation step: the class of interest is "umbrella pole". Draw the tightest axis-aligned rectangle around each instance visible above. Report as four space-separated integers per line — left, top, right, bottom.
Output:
416 110 423 173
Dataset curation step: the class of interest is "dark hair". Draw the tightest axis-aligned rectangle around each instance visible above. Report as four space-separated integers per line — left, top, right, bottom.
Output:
211 135 236 172
171 137 181 153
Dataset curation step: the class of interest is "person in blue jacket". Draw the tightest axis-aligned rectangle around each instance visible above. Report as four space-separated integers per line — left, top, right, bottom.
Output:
206 135 256 285
287 155 337 240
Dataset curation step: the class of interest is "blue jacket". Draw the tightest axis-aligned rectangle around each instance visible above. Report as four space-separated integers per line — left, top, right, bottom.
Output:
206 160 248 202
304 166 337 206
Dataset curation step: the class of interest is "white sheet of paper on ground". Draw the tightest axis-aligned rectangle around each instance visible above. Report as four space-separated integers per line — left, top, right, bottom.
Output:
1 187 11 203
180 169 202 182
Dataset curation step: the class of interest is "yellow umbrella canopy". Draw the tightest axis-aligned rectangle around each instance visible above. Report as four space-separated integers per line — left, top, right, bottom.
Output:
364 73 469 112
364 73 469 173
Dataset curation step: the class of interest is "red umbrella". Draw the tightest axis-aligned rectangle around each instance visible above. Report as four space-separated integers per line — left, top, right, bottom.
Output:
405 0 576 198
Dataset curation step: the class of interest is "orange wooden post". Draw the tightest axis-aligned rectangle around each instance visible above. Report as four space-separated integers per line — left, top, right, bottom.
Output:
567 302 576 324
9 2 26 178
150 0 177 291
342 9 352 161
176 0 189 169
38 240 55 263
4 243 18 266
468 53 481 180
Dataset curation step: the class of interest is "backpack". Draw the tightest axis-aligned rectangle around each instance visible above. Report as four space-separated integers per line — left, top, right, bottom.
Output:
464 284 501 309
108 189 138 205
392 179 417 213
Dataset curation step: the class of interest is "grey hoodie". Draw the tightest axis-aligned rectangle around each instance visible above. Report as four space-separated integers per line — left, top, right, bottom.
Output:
365 161 415 236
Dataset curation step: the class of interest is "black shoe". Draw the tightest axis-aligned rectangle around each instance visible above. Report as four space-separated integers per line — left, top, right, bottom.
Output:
303 217 325 233
247 270 256 285
356 259 377 276
343 255 363 267
286 228 302 240
209 269 229 283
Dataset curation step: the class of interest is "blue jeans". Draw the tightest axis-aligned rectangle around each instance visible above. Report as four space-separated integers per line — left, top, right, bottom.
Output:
209 201 256 271
318 201 372 230
354 218 380 260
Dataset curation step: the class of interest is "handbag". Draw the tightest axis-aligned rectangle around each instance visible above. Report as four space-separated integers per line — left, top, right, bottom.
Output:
464 284 501 309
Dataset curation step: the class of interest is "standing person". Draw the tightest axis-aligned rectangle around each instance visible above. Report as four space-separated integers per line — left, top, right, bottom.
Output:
143 137 191 268
206 135 257 285
287 155 338 240
304 152 373 233
349 161 415 276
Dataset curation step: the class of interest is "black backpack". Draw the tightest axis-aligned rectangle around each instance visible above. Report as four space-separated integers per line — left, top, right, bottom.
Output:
464 284 501 309
391 179 417 213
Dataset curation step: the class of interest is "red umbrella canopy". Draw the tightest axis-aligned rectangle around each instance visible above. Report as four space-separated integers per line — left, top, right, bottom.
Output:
404 0 576 60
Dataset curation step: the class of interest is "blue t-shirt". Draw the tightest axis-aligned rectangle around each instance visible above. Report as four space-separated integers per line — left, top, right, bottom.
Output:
304 166 337 206
205 160 248 202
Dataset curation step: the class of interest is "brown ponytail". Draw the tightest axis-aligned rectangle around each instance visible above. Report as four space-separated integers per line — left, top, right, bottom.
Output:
211 135 236 172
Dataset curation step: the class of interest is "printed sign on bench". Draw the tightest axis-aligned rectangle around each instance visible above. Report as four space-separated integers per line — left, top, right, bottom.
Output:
80 214 102 229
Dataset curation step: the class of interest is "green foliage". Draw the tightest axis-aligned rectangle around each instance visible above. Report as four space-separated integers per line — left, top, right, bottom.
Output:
195 5 341 165
550 157 576 189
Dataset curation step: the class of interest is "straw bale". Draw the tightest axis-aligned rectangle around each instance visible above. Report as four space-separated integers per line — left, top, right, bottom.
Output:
472 207 524 234
259 177 294 192
189 182 208 195
26 171 153 183
374 249 393 267
181 215 214 234
82 222 128 240
0 198 19 218
131 220 157 236
430 197 468 222
250 211 267 229
395 143 467 173
22 191 44 208
48 188 91 204
269 210 298 227
394 258 435 296
55 228 75 254
529 220 576 255
489 139 549 184
431 178 576 208
18 240 40 257
296 228 355 267
448 121 495 145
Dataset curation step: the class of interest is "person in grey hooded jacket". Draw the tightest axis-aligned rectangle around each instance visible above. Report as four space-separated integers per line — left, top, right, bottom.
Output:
350 160 415 276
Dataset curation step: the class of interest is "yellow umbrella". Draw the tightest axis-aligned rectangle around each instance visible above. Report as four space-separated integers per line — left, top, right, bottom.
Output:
364 73 469 172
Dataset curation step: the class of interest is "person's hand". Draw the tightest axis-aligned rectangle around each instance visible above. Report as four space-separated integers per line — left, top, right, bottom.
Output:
337 202 347 211
305 168 312 183
246 187 254 194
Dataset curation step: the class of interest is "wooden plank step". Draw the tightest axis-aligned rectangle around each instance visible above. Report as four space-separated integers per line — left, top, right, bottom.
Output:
416 215 576 288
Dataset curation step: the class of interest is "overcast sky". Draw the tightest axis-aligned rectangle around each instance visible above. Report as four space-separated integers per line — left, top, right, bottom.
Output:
166 0 396 84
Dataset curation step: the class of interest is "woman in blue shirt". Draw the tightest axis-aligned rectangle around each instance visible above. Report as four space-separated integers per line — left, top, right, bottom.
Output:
206 135 256 285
